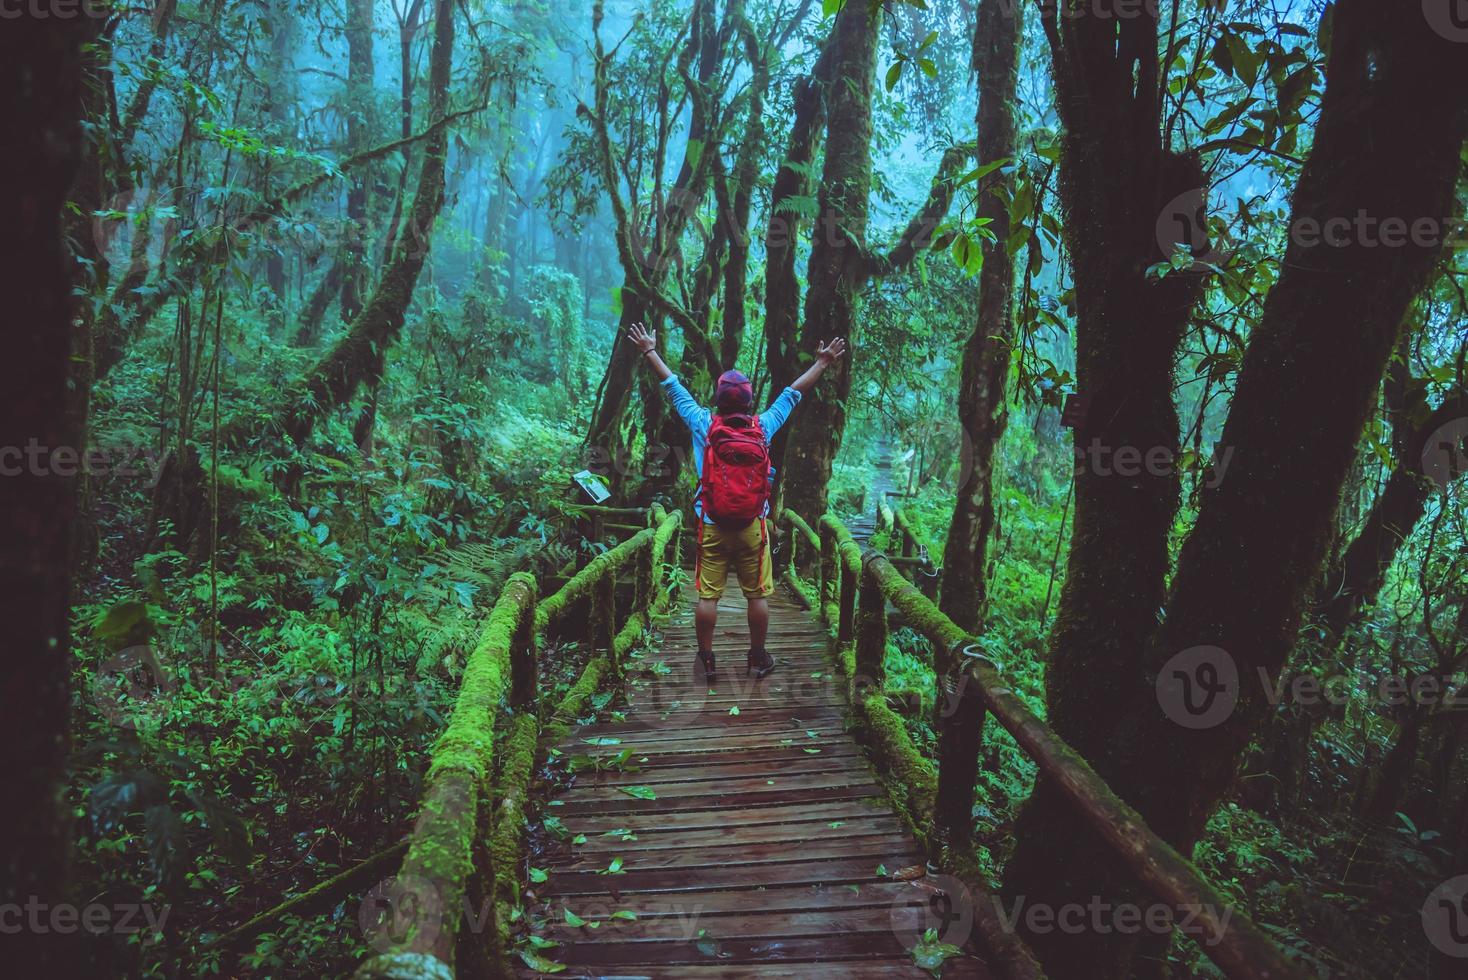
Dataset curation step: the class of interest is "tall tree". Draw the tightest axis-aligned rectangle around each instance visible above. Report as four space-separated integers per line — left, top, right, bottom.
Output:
936 0 1022 635
1004 3 1468 976
1 12 89 975
776 1 975 522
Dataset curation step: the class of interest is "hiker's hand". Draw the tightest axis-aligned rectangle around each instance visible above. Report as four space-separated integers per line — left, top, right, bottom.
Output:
628 322 657 354
817 338 847 365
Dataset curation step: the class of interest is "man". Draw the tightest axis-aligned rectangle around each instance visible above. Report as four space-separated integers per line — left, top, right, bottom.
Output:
628 321 847 681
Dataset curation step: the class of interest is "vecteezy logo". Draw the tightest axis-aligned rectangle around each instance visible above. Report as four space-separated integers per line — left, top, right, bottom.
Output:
1156 646 1239 729
1155 187 1234 269
1423 875 1468 957
359 875 443 954
1424 0 1468 42
1421 417 1468 490
890 872 974 954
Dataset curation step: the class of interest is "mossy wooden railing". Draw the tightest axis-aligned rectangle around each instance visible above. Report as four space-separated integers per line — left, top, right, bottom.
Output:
357 505 682 980
772 508 1308 980
876 494 939 595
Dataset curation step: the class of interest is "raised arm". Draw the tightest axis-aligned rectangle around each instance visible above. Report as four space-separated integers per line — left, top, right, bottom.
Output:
790 338 848 395
627 322 673 381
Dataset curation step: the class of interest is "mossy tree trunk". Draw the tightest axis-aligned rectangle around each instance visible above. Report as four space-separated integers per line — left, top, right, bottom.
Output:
1005 4 1468 978
776 0 879 525
936 0 1021 637
583 0 728 496
339 0 376 321
763 40 834 495
777 4 975 525
998 0 1213 972
1 15 89 975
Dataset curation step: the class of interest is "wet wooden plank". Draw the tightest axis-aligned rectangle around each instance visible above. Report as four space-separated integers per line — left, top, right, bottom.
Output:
517 960 990 979
556 798 890 835
544 814 903 855
543 853 921 897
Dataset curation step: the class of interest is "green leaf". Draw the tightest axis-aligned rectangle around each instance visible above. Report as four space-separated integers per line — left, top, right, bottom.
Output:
582 736 622 746
518 950 566 973
572 834 588 845
563 907 587 928
597 856 625 875
611 910 638 921
729 705 740 716
618 785 657 800
530 867 549 883
526 934 558 949
885 62 903 92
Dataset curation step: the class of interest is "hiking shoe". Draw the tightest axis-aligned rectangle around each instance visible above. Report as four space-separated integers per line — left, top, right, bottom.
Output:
747 648 775 679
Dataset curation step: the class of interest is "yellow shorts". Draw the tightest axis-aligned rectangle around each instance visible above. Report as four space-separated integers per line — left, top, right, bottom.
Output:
695 517 775 600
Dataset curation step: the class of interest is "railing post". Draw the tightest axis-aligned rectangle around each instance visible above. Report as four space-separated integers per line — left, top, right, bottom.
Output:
837 551 857 646
510 584 539 711
819 523 837 616
934 651 987 858
855 556 887 688
596 571 617 674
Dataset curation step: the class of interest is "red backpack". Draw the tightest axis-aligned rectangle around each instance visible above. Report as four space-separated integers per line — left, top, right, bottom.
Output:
700 413 771 528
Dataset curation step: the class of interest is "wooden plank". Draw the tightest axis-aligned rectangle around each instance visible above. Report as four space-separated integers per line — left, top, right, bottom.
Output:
558 770 876 804
544 814 903 855
551 782 884 817
548 833 915 872
541 903 930 943
517 958 990 979
543 852 922 896
555 798 890 835
558 722 846 752
538 930 956 966
576 755 865 787
528 879 934 919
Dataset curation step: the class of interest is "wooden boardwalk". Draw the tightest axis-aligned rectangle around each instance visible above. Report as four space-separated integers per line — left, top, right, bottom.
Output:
525 585 994 978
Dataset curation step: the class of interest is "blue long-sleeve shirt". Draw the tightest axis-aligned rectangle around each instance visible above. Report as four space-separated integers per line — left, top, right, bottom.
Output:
659 375 802 523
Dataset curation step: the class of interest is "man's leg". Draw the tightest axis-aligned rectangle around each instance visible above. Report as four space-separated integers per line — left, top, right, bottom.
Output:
696 597 719 651
735 518 777 676
694 522 726 679
746 596 769 649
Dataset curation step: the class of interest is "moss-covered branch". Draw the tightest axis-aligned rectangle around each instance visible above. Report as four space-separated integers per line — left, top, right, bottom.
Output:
356 571 534 975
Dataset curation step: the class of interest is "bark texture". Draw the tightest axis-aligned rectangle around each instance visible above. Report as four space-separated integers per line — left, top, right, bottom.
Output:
936 0 1022 636
1 14 88 976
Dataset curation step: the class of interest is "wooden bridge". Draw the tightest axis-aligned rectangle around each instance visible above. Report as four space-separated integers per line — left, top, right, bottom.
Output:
349 496 1307 980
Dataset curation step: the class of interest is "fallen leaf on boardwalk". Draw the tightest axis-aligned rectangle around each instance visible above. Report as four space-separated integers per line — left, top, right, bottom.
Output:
611 910 638 921
518 950 566 973
563 907 586 927
892 864 926 881
529 867 549 883
618 785 657 800
729 705 740 715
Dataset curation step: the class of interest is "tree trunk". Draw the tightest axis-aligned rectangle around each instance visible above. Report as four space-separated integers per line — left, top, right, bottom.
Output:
999 0 1214 972
777 0 879 525
1317 389 1468 639
936 0 1021 636
340 0 376 320
1131 0 1468 848
1007 5 1468 977
1 15 88 975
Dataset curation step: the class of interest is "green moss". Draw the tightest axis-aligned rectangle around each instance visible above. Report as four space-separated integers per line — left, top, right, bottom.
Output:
489 711 538 956
543 654 610 744
535 527 654 633
856 692 938 845
427 573 535 784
